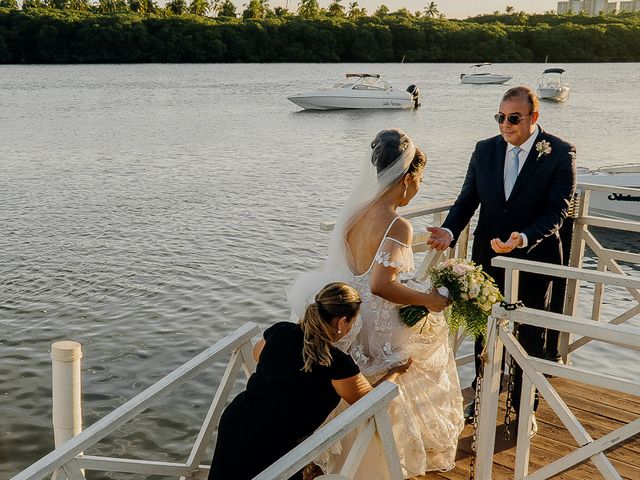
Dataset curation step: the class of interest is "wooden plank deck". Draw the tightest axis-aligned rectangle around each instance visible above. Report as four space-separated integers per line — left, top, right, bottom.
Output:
414 377 640 480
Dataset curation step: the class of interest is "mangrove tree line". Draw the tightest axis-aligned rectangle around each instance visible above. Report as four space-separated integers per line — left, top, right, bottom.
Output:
1 5 639 63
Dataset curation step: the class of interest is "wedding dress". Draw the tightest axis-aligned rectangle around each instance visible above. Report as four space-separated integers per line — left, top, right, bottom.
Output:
287 129 464 477
328 217 464 477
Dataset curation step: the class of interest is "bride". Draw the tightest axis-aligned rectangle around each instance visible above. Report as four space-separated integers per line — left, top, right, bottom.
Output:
289 128 464 477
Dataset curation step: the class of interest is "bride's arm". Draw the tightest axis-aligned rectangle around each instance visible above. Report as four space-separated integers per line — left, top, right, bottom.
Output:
371 267 448 312
370 219 450 313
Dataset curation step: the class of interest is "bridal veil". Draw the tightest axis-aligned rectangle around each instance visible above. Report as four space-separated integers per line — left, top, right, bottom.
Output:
287 129 417 319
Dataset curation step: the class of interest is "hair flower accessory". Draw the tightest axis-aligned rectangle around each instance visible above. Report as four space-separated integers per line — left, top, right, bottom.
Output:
535 140 552 160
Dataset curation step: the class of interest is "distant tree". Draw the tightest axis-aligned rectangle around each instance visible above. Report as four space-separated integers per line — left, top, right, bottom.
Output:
210 0 221 15
189 0 209 15
128 0 145 12
515 11 528 24
0 0 18 8
297 0 319 18
144 0 159 12
69 0 90 10
505 5 514 13
22 0 45 8
48 0 69 9
97 0 127 11
166 0 187 14
326 0 344 17
217 0 236 17
97 0 113 11
393 7 413 18
347 0 364 18
374 4 389 17
423 1 438 18
273 5 289 17
242 0 269 19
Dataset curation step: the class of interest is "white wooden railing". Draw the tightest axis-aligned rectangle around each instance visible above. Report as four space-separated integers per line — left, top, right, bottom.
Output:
561 182 640 362
254 381 402 480
474 255 640 480
10 322 260 480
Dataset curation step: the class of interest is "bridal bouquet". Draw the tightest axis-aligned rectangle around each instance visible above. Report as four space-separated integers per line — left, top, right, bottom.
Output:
399 258 503 339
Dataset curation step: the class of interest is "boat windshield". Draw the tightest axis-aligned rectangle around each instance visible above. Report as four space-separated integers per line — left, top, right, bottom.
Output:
539 71 567 87
334 74 388 90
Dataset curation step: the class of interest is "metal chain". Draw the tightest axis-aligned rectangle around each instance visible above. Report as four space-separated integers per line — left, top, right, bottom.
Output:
470 303 523 477
502 321 520 441
469 359 484 479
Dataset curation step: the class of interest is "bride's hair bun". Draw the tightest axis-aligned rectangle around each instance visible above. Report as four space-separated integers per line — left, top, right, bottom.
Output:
371 128 411 174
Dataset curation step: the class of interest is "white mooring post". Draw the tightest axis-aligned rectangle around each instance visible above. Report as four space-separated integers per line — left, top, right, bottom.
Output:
51 341 83 447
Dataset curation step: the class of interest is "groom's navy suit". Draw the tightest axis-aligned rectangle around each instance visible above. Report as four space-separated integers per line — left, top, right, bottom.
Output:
442 126 576 410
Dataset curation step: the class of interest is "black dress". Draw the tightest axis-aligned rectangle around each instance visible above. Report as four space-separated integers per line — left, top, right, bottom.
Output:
208 321 360 480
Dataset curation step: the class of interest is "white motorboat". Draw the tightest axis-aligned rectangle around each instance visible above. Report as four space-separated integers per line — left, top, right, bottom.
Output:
460 63 512 85
537 68 570 102
287 73 420 110
577 164 640 221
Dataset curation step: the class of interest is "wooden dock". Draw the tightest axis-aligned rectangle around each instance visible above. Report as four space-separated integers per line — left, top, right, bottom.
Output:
416 378 640 480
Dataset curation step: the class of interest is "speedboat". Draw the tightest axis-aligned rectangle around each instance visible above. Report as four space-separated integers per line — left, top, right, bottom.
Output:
287 73 420 110
460 63 512 85
537 68 570 102
577 164 640 221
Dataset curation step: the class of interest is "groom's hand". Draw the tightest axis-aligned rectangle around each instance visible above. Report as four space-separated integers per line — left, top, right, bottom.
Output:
426 227 453 251
491 232 523 254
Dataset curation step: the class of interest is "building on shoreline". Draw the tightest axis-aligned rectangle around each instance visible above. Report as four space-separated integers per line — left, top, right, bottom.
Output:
620 0 640 12
557 0 640 14
557 0 583 13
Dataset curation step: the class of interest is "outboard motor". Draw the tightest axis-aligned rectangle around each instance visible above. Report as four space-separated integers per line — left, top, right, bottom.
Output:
406 84 420 108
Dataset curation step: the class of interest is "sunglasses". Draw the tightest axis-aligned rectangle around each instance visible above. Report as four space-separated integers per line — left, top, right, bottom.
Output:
494 113 531 125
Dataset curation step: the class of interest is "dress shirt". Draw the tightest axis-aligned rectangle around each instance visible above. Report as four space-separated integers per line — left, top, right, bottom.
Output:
441 125 541 249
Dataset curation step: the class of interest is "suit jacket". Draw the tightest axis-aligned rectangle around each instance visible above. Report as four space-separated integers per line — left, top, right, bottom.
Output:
442 127 577 293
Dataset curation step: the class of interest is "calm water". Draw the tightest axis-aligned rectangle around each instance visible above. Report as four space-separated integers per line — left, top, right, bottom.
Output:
1 63 639 477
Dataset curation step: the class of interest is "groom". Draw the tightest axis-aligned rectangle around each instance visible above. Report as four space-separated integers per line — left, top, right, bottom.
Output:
427 86 576 433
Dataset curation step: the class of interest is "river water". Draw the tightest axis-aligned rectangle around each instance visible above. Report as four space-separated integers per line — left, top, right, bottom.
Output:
1 63 639 477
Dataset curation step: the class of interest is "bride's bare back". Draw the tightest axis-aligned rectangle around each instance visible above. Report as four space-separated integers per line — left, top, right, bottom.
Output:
346 208 411 276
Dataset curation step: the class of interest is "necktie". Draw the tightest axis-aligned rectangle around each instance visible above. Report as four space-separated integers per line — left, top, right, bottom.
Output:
504 147 521 199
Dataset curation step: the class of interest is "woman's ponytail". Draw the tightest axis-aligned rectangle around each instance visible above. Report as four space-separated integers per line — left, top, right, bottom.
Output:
299 282 361 373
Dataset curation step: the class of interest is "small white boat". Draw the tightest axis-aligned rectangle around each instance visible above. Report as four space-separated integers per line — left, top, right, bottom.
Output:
577 164 640 221
537 68 570 102
287 73 420 110
460 63 512 85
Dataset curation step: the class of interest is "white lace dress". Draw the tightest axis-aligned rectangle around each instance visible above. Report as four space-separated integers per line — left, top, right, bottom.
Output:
327 220 464 478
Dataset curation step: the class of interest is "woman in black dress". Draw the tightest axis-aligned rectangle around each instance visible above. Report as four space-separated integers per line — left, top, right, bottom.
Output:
208 282 406 480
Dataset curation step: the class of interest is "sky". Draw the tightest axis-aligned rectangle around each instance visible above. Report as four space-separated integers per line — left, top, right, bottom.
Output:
270 1 560 19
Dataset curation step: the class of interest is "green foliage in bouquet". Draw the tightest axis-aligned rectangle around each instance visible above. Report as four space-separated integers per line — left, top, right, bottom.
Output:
398 258 503 341
445 292 492 340
429 259 503 340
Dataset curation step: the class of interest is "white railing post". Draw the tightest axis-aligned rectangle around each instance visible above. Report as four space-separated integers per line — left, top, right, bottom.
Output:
474 313 503 480
561 189 589 363
514 374 535 479
51 341 83 448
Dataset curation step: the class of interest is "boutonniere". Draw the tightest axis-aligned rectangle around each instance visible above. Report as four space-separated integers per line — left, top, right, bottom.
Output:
535 140 552 160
